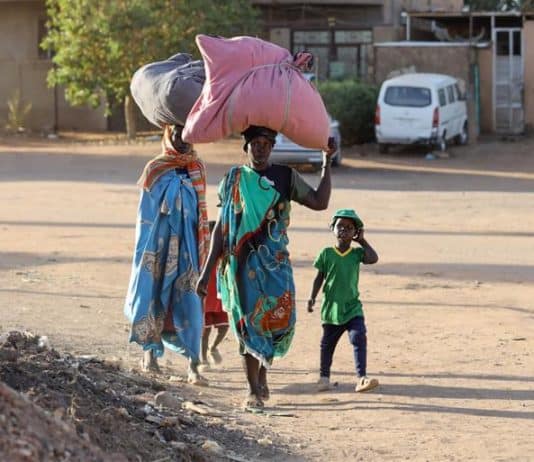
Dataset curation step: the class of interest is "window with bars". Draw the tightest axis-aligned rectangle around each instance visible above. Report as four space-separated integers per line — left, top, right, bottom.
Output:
292 29 372 81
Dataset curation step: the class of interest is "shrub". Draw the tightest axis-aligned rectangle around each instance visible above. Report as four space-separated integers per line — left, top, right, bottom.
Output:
5 89 32 133
318 80 378 145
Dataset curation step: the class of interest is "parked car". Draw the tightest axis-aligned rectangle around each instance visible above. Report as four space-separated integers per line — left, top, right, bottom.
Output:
271 115 342 170
375 73 468 153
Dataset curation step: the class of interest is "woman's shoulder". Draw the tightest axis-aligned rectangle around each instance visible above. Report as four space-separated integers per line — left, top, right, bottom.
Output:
270 163 293 175
266 163 293 184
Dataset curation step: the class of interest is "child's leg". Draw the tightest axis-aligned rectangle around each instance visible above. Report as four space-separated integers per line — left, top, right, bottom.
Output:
201 327 211 363
210 325 229 350
346 316 367 377
320 323 346 378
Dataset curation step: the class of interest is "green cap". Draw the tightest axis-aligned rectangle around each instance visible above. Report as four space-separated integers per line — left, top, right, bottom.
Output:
332 208 364 228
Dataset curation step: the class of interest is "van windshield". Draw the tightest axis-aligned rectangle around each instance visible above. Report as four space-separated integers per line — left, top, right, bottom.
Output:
384 86 431 108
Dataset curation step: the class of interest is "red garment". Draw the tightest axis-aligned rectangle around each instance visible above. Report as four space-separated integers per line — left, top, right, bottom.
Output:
204 265 228 326
205 312 228 327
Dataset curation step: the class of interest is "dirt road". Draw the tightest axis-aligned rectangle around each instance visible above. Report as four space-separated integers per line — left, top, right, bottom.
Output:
1 135 533 461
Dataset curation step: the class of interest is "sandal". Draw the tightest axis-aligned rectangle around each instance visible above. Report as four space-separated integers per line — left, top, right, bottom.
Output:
355 376 379 392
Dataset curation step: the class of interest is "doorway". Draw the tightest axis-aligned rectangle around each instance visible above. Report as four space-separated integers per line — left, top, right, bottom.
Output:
493 28 524 134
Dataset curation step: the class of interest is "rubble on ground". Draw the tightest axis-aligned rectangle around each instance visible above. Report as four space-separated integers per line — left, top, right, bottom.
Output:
0 331 287 461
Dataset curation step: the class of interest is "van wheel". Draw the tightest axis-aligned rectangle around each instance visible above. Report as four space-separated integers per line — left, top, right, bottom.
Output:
436 135 447 152
456 123 468 145
378 143 389 154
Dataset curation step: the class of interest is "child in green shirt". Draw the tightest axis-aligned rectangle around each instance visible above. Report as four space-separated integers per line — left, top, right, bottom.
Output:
308 208 379 393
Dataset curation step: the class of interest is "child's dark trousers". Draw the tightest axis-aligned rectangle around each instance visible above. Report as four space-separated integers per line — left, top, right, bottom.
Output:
320 315 367 378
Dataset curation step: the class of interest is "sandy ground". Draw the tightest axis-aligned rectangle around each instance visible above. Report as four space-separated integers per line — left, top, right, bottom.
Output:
1 134 533 461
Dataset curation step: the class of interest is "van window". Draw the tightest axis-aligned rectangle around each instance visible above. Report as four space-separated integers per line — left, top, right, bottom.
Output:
447 85 456 103
384 86 431 108
438 89 447 107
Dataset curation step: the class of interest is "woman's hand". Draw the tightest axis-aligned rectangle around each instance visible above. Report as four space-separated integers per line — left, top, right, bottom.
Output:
307 298 315 313
196 273 209 298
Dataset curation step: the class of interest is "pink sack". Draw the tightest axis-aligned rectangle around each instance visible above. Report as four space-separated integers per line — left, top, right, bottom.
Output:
182 35 330 150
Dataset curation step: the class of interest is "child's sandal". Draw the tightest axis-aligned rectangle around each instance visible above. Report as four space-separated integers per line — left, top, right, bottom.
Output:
355 376 379 392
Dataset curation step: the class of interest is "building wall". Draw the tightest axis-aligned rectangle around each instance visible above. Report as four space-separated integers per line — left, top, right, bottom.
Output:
269 28 291 50
259 4 384 29
0 1 106 132
400 0 463 12
373 25 404 42
374 45 471 84
259 4 382 81
384 0 464 26
524 20 534 133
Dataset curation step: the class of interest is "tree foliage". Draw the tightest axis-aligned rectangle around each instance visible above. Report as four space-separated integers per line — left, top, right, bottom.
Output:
41 0 259 117
318 80 378 145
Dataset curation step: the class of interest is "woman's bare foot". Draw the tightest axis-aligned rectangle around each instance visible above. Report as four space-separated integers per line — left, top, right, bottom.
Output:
187 369 209 386
259 382 270 401
187 362 209 386
243 393 264 412
141 350 160 373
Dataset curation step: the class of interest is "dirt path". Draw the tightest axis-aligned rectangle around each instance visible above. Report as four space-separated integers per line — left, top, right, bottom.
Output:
1 135 533 461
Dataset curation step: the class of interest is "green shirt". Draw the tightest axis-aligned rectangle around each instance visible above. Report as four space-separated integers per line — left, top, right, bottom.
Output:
313 246 365 325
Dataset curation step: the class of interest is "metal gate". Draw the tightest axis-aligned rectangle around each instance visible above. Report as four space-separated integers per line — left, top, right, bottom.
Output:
493 28 524 134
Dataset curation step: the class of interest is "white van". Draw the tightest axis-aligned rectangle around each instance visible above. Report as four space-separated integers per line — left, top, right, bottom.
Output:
375 73 468 153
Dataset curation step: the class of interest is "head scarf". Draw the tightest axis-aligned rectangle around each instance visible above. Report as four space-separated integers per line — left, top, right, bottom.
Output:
242 125 277 152
137 125 210 266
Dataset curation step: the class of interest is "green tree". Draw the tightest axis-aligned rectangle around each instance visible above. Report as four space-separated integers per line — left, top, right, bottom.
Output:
42 0 259 138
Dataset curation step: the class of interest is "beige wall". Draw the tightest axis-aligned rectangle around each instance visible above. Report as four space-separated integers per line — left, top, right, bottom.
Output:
385 0 463 26
400 0 463 12
0 1 106 132
374 45 471 84
269 28 291 50
373 25 404 42
478 46 493 133
524 20 534 133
